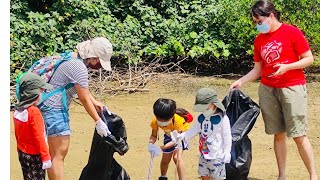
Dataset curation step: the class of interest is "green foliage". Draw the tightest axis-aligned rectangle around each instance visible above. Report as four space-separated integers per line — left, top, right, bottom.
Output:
10 0 320 80
274 0 320 53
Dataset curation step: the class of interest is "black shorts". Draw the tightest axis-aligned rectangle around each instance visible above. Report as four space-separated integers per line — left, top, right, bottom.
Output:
163 134 189 153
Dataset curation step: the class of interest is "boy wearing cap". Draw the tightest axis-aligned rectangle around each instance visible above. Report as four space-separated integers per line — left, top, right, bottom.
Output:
172 88 232 180
13 72 53 180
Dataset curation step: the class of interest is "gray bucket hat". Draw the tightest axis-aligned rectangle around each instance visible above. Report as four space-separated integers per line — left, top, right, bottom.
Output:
193 88 226 114
16 72 53 110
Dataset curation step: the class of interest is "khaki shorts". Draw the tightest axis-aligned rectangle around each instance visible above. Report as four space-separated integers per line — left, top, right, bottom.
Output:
258 84 308 137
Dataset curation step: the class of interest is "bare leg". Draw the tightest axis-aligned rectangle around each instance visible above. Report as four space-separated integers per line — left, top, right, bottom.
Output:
160 152 173 177
274 132 287 180
173 149 185 180
47 135 70 180
293 136 318 180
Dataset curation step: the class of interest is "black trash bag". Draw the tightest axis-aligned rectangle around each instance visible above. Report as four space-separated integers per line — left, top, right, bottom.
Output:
222 89 260 180
79 109 130 180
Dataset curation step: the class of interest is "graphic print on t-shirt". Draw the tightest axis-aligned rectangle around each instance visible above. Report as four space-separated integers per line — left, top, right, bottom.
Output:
199 136 209 154
261 40 282 64
198 114 222 155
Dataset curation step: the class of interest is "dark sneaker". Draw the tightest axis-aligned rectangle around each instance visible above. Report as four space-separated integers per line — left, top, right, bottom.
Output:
159 177 168 180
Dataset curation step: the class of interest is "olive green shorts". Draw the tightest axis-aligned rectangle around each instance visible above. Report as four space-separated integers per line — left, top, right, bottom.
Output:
258 83 308 137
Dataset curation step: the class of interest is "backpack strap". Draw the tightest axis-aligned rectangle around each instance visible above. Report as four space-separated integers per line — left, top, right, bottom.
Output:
38 83 74 111
15 72 28 102
30 52 81 111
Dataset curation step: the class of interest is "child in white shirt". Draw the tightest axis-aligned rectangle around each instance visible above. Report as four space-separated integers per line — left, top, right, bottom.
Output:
172 88 232 180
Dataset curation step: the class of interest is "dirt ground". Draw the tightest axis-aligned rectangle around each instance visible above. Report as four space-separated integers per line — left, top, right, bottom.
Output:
10 74 320 180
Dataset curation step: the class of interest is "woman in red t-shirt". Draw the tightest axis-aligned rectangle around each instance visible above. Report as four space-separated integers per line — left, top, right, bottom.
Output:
230 1 318 180
14 73 53 180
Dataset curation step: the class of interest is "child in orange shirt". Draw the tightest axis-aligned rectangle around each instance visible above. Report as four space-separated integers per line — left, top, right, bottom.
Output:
13 72 53 180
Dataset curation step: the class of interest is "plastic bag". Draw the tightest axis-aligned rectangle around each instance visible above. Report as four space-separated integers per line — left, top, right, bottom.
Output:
222 89 260 180
79 109 130 180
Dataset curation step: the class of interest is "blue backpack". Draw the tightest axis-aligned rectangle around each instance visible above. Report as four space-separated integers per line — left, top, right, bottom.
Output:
16 52 81 111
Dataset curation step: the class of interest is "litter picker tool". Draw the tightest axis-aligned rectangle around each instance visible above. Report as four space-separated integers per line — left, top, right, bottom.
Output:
148 152 154 180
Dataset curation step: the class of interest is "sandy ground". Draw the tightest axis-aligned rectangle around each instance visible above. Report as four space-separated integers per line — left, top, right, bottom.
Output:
10 75 320 180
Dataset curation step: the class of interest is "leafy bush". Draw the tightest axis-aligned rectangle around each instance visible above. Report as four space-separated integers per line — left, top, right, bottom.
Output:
10 0 320 81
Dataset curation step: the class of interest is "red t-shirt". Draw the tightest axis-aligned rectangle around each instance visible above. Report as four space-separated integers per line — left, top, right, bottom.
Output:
13 106 51 162
253 23 310 88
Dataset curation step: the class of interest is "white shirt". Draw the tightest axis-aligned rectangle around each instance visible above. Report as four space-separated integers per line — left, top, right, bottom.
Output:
184 113 232 160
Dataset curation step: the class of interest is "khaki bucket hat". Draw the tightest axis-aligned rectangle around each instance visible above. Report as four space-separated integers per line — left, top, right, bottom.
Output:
193 88 226 114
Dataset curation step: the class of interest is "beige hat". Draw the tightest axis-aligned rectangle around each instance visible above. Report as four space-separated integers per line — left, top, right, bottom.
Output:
76 37 113 71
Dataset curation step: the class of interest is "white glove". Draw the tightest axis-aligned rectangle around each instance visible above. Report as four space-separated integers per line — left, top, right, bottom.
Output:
177 132 185 140
42 160 52 169
222 152 231 163
95 119 111 137
170 130 180 143
148 143 161 158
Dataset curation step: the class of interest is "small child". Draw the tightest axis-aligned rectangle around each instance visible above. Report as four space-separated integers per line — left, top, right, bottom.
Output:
13 72 53 180
172 88 232 180
148 98 192 180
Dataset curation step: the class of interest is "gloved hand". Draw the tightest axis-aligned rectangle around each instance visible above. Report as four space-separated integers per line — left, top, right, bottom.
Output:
222 152 231 163
95 119 111 137
170 130 185 149
148 143 161 158
170 130 180 143
42 160 52 169
177 132 185 140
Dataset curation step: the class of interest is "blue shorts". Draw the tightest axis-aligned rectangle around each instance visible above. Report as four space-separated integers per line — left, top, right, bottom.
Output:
42 108 71 137
163 134 188 153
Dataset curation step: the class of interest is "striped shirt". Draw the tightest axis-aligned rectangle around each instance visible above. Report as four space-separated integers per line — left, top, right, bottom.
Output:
43 59 89 109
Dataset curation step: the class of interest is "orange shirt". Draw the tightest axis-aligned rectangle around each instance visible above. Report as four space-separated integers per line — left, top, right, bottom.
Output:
13 106 51 162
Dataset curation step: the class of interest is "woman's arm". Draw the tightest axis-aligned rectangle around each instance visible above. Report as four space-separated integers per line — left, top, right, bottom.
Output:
271 50 314 76
75 84 100 122
230 61 262 89
89 93 105 111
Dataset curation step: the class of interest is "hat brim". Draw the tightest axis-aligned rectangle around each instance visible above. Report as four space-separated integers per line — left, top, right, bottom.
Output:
100 57 112 71
41 83 53 90
212 101 226 114
193 103 210 112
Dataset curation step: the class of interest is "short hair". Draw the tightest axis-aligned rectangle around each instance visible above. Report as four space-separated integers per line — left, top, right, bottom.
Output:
153 98 176 120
